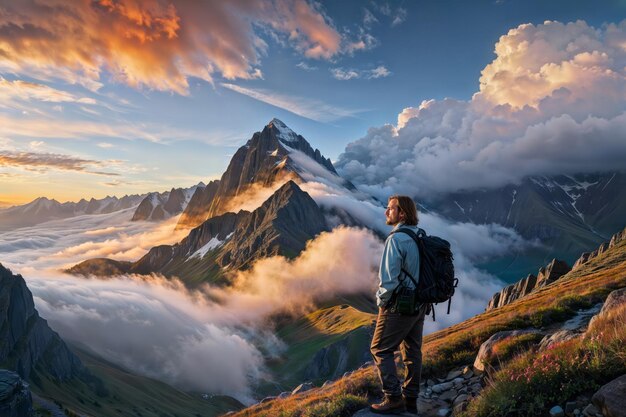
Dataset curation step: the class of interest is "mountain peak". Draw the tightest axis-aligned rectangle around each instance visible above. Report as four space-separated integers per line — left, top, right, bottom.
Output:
267 118 300 143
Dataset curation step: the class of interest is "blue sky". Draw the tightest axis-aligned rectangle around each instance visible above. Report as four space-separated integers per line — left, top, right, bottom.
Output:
1 0 625 204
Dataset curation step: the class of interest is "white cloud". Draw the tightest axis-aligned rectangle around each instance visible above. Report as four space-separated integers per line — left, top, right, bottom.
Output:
296 61 318 71
336 20 626 197
331 65 391 80
221 83 361 122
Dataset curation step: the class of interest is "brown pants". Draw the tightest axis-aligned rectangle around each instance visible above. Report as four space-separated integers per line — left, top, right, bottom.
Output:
370 305 427 397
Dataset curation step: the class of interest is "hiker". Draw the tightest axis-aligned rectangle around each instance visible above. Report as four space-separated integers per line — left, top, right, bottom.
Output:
370 195 427 415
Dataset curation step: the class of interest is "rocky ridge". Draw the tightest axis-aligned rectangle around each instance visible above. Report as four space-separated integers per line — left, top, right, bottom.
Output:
69 181 329 283
131 184 201 221
487 259 571 310
573 227 626 270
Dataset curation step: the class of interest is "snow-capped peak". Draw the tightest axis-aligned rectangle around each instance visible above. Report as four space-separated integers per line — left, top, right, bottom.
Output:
268 118 299 143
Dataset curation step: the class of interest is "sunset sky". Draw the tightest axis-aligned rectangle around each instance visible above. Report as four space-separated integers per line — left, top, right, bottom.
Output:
1 0 625 205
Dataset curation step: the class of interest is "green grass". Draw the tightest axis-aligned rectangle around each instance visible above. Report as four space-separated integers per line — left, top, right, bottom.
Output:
31 346 243 417
263 305 374 391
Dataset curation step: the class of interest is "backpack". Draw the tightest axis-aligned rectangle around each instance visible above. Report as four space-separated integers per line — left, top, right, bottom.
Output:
390 228 458 320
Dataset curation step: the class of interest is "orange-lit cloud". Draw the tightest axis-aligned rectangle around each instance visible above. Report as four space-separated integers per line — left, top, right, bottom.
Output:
0 0 342 94
0 77 96 107
0 151 119 176
477 20 626 109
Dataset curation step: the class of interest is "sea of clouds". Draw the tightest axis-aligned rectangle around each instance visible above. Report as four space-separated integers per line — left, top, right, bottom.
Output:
0 155 531 403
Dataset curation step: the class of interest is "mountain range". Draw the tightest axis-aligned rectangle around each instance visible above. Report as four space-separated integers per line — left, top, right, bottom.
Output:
2 118 626 416
69 180 329 286
131 184 202 221
0 195 145 231
427 172 626 281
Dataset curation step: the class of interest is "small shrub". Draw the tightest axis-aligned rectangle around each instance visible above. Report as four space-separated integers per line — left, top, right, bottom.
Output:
301 394 367 417
485 332 544 370
529 306 571 328
557 295 590 310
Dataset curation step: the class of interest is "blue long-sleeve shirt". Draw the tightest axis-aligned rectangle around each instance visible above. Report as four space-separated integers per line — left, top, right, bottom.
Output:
376 223 421 307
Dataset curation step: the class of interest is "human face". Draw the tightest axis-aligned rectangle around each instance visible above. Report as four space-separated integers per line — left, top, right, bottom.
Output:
385 199 404 226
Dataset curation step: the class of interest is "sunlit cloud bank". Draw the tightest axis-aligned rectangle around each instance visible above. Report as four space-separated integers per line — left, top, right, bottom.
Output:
336 20 626 199
0 0 352 95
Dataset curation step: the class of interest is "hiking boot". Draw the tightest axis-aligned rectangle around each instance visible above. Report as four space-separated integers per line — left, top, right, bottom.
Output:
403 395 418 414
370 395 405 414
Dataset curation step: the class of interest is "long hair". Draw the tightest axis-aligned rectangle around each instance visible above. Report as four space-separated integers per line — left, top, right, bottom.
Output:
388 195 419 225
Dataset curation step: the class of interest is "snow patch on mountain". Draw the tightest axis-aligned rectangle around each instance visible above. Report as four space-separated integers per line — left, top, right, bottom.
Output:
269 118 299 143
189 237 224 259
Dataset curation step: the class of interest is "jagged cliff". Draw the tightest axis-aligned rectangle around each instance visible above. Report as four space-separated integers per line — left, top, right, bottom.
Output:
0 264 84 381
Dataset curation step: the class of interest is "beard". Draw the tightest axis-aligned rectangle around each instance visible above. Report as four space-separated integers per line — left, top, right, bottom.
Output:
386 216 398 226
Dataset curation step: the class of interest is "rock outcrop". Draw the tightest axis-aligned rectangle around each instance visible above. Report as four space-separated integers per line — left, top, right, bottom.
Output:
573 226 626 270
473 329 544 372
487 259 571 310
0 370 33 417
0 264 85 381
592 374 626 417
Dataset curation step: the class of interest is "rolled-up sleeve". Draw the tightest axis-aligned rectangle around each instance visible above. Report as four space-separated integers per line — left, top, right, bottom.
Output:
376 236 404 307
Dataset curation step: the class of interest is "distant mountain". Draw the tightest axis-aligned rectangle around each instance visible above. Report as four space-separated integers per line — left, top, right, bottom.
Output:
427 172 626 280
69 180 329 286
0 194 146 231
176 118 353 229
131 183 202 221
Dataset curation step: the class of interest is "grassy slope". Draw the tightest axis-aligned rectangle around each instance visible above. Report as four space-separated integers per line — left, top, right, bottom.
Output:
231 233 626 417
262 305 375 393
32 347 242 417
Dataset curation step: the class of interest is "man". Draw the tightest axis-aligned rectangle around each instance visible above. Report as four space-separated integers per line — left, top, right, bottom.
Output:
370 195 426 415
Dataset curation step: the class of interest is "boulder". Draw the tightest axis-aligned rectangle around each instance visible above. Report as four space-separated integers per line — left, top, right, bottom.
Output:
439 389 458 402
591 374 626 417
473 329 543 372
431 382 454 394
587 288 626 332
291 382 314 395
0 370 33 417
446 370 463 381
539 330 580 350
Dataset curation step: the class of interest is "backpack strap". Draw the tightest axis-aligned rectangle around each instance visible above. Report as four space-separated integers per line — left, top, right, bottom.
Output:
389 228 421 287
389 228 436 321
